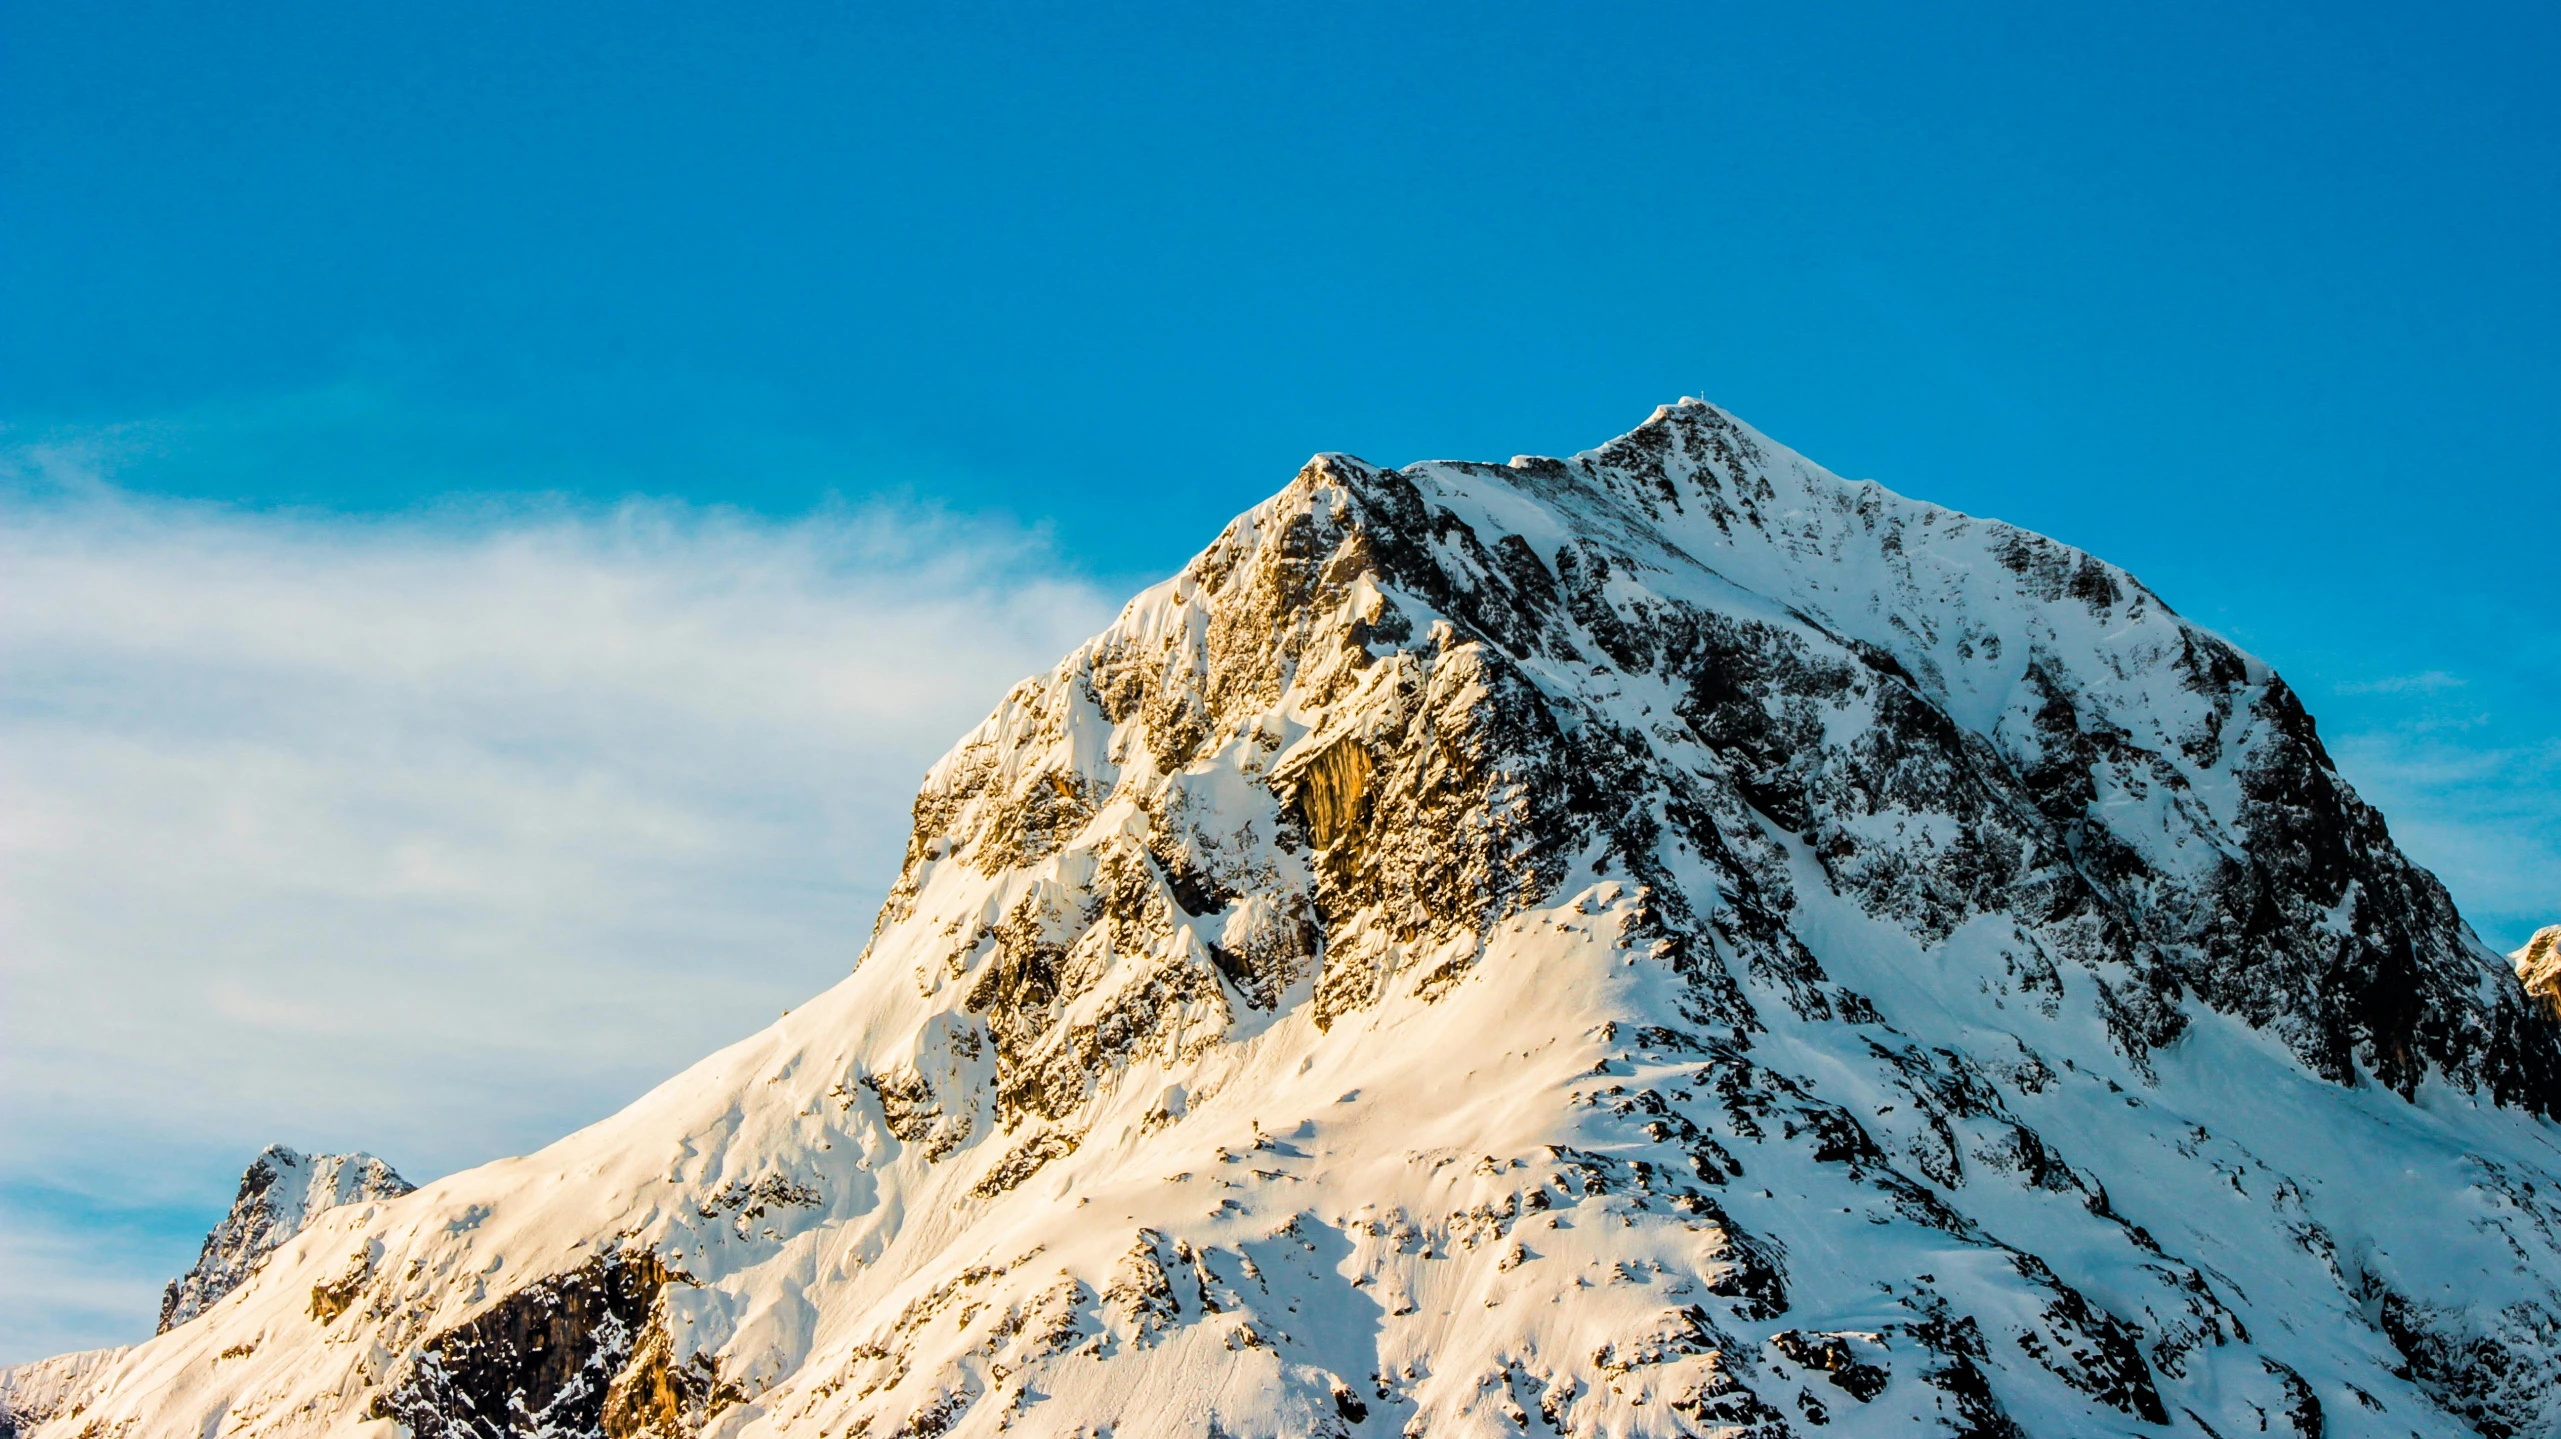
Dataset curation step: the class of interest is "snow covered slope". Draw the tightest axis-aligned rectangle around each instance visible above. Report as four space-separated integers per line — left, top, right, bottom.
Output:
160 1146 418 1333
35 401 2561 1439
0 1347 129 1438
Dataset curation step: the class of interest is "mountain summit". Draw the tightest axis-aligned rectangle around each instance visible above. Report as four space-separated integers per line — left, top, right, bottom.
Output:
33 402 2561 1438
159 1146 417 1334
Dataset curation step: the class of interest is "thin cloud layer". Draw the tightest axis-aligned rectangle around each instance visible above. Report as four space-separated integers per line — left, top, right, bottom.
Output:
0 471 1117 1362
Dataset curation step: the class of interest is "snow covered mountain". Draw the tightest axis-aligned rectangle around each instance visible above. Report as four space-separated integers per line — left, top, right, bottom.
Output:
30 400 2561 1439
160 1146 418 1333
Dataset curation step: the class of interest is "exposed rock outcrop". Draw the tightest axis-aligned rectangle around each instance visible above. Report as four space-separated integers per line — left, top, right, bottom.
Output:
2516 925 2561 1019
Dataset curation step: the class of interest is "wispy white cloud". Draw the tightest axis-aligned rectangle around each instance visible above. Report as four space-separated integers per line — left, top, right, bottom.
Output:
2332 669 2468 696
2314 654 2559 954
0 451 1118 1362
2327 726 2561 955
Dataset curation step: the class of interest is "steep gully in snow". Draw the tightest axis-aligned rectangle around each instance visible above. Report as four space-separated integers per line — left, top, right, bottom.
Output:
13 401 2561 1439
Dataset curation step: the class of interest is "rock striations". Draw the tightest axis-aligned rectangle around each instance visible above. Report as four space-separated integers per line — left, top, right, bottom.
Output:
24 401 2561 1439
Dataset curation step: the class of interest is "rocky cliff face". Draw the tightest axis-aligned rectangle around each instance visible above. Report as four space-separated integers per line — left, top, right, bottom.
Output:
158 1145 417 1332
29 402 2561 1439
2517 927 2561 1020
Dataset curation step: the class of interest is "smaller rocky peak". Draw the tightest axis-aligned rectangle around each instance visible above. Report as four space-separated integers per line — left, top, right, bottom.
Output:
2515 925 2561 1019
157 1144 415 1333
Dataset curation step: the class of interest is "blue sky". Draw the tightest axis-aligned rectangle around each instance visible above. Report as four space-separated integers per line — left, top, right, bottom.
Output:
3 1 2555 1362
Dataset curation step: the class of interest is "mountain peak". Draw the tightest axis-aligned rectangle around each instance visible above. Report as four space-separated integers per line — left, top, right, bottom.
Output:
156 1144 415 1333
33 404 2561 1438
